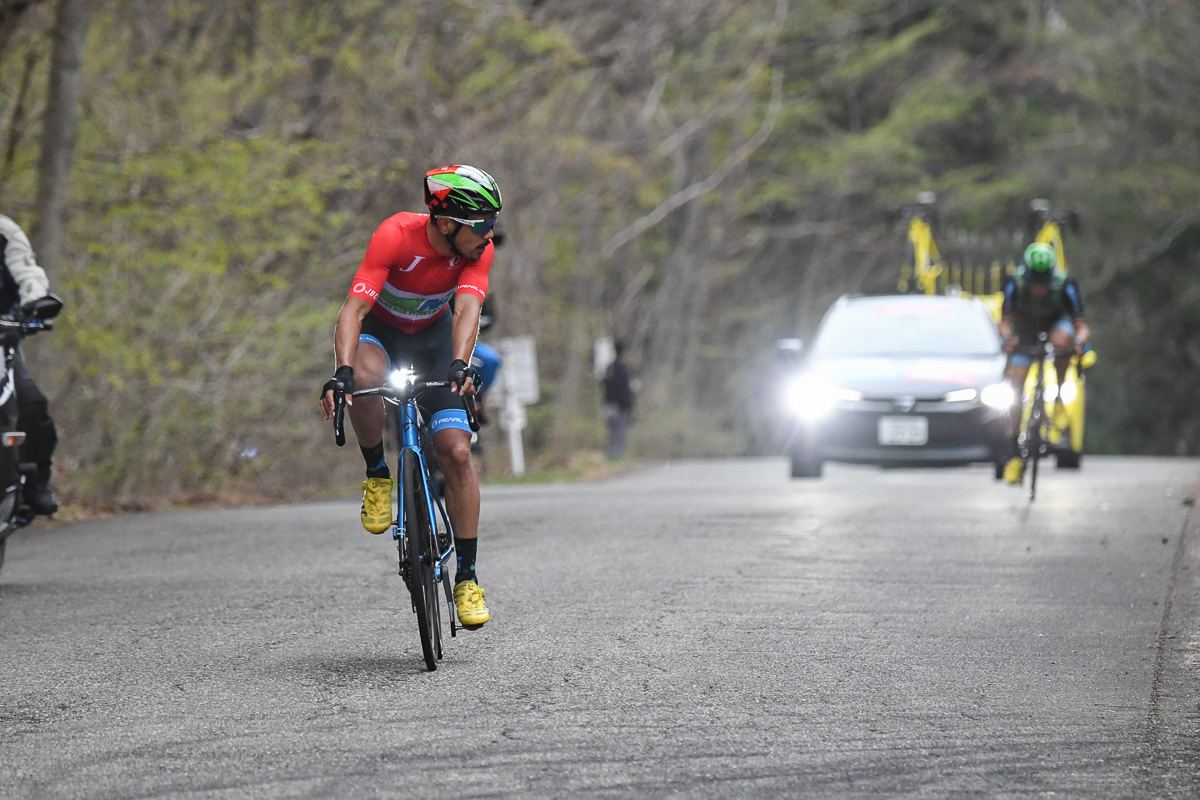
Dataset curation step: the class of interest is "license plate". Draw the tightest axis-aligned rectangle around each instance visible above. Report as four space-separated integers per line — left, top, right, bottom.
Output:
878 415 928 446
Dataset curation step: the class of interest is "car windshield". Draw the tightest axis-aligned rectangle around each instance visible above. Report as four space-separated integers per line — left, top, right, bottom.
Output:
812 300 1001 357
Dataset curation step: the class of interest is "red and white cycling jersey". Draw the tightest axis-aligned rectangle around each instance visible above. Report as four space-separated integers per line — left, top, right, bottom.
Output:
347 212 492 333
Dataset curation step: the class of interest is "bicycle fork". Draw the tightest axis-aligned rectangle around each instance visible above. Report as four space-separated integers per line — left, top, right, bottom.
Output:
393 407 454 587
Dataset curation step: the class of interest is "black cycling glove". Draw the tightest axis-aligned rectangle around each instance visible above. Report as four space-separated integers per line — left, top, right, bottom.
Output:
447 359 481 391
448 359 470 389
322 365 355 401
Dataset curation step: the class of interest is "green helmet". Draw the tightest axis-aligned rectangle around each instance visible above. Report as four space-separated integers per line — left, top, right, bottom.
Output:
1023 242 1056 273
424 165 503 217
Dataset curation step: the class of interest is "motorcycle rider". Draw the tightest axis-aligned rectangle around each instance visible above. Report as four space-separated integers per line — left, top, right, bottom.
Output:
0 214 60 515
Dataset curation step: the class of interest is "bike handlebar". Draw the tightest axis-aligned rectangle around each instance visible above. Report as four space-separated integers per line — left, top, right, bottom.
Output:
1005 332 1094 369
0 317 54 336
333 380 479 447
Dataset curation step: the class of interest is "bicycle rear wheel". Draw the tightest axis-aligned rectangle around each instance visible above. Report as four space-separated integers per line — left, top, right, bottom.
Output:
402 449 441 671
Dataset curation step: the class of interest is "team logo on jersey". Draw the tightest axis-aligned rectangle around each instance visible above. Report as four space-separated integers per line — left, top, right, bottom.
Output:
377 286 456 319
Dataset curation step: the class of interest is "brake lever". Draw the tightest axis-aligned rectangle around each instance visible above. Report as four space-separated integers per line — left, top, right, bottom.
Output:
333 393 346 447
463 393 480 433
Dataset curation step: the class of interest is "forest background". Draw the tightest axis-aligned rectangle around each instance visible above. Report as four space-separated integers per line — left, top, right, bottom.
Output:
1 0 1197 510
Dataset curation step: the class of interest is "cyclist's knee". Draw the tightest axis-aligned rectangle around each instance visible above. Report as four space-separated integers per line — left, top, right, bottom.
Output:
353 340 389 385
434 431 473 472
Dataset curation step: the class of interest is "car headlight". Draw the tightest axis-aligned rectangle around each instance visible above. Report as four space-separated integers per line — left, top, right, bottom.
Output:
980 382 1015 410
785 376 861 420
943 388 978 403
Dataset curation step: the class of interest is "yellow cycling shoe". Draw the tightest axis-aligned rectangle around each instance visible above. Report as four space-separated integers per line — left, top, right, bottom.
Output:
454 580 490 629
1003 456 1024 484
360 477 393 534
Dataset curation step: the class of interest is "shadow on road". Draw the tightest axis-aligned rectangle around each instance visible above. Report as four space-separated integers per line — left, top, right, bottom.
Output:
297 654 441 684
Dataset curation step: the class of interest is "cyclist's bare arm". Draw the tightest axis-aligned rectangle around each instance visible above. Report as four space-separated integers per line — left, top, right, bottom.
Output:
320 295 374 419
450 292 483 396
999 315 1016 352
1072 318 1090 352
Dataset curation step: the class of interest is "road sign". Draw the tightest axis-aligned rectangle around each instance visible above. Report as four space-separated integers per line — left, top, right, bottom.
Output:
491 336 538 476
495 336 539 405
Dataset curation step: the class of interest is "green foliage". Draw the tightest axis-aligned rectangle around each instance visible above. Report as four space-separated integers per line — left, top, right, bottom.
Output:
2 0 1198 507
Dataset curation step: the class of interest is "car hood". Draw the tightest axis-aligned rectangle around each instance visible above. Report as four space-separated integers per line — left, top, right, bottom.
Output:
810 355 1007 398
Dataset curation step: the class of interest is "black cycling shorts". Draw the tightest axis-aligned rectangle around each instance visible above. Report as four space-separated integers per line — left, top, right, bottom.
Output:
1010 314 1076 369
358 311 470 435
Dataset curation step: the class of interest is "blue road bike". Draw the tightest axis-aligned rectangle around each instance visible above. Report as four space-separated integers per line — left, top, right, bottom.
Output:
333 369 478 671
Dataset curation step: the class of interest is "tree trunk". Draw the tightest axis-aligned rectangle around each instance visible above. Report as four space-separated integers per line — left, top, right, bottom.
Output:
32 0 89 283
2 47 38 184
0 0 45 60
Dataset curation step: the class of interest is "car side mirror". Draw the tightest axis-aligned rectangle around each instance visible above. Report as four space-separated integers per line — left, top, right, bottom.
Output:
22 293 63 321
775 338 805 367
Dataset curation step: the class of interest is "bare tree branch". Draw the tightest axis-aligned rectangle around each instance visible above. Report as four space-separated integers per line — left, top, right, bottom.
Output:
599 67 784 261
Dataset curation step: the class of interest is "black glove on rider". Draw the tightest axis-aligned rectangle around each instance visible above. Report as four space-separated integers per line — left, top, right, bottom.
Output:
322 365 355 401
448 359 470 390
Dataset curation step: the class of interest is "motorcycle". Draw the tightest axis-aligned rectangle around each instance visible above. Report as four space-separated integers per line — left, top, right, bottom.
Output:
0 294 63 576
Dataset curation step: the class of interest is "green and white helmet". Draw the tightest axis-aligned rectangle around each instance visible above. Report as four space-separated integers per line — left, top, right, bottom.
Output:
1023 242 1056 273
424 165 503 217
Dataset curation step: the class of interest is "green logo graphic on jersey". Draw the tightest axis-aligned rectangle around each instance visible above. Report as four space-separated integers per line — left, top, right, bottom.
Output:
378 286 456 319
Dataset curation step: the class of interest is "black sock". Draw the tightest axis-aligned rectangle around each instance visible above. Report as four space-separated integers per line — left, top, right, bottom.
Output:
361 442 389 479
455 537 478 586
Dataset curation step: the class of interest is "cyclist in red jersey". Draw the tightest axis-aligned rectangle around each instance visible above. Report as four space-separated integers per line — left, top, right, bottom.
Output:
319 165 502 629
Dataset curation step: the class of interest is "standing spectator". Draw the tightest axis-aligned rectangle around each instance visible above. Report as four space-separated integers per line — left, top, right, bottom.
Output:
601 339 634 460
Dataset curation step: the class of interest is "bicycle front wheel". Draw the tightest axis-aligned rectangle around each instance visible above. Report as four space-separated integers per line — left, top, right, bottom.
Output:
1027 408 1043 502
402 448 441 671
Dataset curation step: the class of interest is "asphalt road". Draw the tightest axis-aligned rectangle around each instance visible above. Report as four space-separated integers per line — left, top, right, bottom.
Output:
2 456 1198 799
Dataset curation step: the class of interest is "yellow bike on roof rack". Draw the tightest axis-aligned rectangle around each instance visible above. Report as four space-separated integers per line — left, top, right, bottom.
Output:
898 191 944 296
1028 198 1081 273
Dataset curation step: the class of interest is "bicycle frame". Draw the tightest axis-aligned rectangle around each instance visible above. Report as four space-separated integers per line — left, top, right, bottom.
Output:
1014 333 1055 500
332 372 479 669
390 390 455 585
1016 344 1052 438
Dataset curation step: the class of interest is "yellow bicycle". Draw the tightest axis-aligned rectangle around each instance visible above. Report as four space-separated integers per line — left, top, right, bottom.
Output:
1013 341 1097 474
